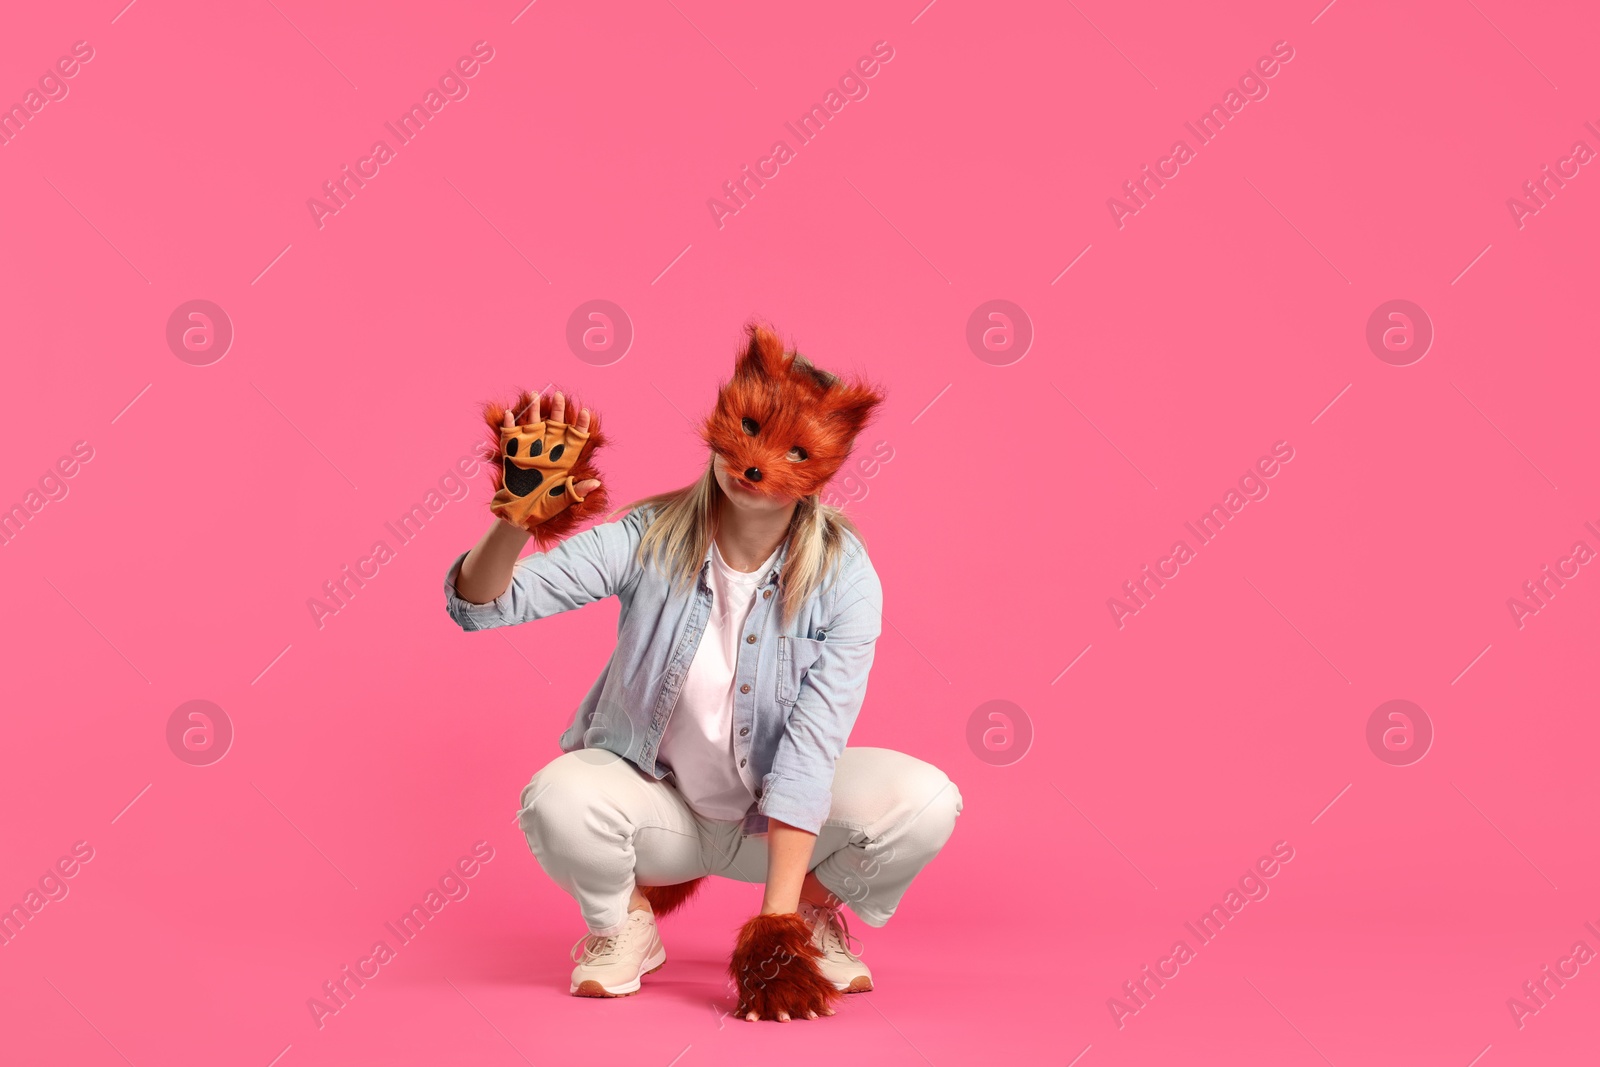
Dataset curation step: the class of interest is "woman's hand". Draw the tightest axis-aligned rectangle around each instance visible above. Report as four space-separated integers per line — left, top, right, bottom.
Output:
489 391 602 529
455 391 603 605
734 820 833 1022
728 912 841 1023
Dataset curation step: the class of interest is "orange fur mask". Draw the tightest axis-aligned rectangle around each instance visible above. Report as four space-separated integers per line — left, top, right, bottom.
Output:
699 324 885 500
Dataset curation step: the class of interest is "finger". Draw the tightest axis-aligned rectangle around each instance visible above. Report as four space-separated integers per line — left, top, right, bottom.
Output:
552 391 566 425
777 1013 790 1023
806 1011 817 1020
521 392 540 427
745 1012 758 1023
575 479 601 496
502 409 514 429
575 406 591 433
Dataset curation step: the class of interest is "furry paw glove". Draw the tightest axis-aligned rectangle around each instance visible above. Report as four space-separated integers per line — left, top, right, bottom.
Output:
481 390 608 546
729 913 841 1020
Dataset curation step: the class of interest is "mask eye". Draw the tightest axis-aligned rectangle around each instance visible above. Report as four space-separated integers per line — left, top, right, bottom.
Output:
741 417 760 436
787 446 808 462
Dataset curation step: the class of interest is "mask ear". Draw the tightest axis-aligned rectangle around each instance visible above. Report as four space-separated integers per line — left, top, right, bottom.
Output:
823 380 885 439
734 323 790 382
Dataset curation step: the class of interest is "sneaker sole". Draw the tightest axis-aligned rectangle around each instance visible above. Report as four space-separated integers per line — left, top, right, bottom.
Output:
570 950 667 997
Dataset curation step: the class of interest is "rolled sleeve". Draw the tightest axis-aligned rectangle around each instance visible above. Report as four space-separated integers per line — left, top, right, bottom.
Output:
759 549 883 834
442 508 649 632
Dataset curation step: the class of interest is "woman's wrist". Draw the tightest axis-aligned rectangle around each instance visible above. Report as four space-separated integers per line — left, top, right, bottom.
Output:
759 889 802 915
456 517 533 604
760 819 815 916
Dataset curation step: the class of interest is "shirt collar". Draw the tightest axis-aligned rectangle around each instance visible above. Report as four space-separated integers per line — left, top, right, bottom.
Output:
700 533 790 588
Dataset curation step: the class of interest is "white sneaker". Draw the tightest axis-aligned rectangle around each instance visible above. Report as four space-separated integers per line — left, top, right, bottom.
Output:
569 908 666 997
798 901 873 993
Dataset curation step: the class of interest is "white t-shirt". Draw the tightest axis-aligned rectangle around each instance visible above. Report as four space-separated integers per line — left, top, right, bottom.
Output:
657 537 781 821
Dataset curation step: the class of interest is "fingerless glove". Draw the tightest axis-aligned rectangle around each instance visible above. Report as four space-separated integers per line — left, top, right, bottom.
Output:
481 390 608 546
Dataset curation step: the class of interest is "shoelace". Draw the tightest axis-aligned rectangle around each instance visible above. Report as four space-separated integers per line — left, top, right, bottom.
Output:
812 903 864 960
571 910 652 963
570 932 620 964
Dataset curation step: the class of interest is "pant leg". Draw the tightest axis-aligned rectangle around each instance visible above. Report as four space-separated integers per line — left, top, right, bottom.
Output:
719 747 964 927
517 749 708 936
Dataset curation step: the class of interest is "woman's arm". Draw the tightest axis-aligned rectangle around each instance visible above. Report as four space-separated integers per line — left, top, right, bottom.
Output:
733 819 838 1022
731 555 882 1024
441 508 646 632
760 820 816 914
455 517 533 605
757 551 883 834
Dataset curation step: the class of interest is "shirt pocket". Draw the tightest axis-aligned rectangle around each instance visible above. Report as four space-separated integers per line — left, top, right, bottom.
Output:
776 636 828 707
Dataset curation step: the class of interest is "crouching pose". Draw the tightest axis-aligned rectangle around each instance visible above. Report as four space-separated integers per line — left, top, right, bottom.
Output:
442 323 963 1021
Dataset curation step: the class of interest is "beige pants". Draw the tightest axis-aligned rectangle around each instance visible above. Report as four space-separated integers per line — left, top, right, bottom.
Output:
517 747 964 936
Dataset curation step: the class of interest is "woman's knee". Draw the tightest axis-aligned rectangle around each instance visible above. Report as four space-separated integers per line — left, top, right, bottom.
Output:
900 766 963 853
517 750 632 846
839 748 963 852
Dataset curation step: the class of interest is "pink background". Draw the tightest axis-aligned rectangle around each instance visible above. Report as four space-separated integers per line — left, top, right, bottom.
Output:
2 1 1598 1064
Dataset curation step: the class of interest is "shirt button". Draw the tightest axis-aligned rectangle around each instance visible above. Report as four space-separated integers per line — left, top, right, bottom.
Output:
762 589 772 599
739 726 749 736
745 634 756 644
739 758 747 767
740 683 751 694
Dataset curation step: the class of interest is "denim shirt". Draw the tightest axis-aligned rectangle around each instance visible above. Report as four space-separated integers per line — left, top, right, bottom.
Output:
441 505 883 836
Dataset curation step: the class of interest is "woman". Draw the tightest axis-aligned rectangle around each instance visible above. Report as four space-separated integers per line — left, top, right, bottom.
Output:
442 324 963 1022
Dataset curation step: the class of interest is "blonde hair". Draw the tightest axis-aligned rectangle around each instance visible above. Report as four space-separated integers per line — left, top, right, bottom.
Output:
611 457 864 623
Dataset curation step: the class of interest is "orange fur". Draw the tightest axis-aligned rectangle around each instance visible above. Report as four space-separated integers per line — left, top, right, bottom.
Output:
728 912 841 1019
699 323 885 500
638 879 706 920
480 389 609 548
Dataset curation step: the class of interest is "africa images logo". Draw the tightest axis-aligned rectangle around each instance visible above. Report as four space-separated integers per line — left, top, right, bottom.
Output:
305 842 495 1029
705 40 896 230
1107 441 1296 629
1108 840 1296 1028
1106 40 1297 229
306 42 497 230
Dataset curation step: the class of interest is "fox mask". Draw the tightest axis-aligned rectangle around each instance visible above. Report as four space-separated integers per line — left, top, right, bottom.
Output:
699 324 885 500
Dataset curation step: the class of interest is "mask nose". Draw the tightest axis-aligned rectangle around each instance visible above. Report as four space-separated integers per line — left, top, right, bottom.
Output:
743 467 762 483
